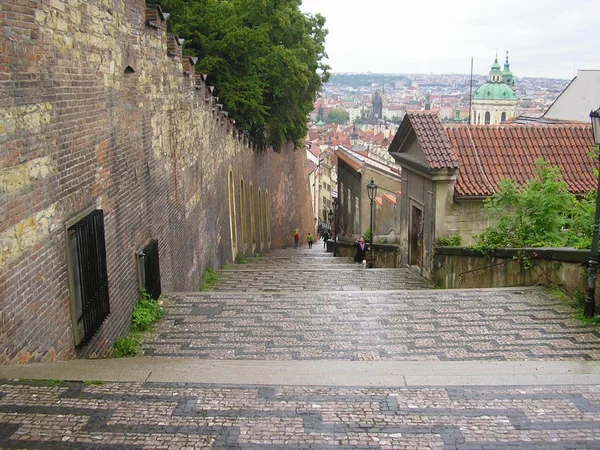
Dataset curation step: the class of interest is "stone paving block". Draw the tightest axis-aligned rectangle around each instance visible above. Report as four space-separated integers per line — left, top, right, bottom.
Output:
3 247 600 449
141 289 600 362
2 381 600 449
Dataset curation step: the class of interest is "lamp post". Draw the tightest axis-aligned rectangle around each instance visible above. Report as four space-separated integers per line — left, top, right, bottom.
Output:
332 199 339 256
585 107 600 318
366 178 378 261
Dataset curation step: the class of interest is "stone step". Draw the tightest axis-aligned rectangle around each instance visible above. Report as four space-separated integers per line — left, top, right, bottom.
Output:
212 268 433 292
141 287 600 362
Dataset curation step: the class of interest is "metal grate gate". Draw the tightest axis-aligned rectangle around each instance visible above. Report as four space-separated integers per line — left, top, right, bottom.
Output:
140 240 161 300
68 210 110 346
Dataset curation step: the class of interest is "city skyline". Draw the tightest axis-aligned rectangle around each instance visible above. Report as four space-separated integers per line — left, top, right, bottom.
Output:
300 0 600 80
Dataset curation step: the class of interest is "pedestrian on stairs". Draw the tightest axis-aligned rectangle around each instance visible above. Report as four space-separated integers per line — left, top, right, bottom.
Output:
321 230 329 248
353 236 369 265
307 233 314 249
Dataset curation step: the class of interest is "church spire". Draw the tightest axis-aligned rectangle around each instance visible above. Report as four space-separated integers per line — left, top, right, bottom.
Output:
489 53 502 83
502 51 514 87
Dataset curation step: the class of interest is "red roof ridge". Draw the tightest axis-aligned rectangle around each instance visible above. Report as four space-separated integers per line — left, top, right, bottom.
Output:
383 193 397 204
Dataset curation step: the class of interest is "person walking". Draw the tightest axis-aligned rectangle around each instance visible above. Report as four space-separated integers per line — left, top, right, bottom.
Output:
353 236 369 266
321 230 329 248
307 233 314 249
294 230 300 248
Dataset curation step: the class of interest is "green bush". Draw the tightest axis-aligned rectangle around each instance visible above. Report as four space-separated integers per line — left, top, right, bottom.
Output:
473 159 581 252
132 293 164 332
363 228 373 244
236 254 248 264
436 235 462 247
113 335 139 357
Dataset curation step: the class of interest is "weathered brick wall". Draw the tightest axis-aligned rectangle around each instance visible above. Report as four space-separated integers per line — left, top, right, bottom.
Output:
0 0 313 365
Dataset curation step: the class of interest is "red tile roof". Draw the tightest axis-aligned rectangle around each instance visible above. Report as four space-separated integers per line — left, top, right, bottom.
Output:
383 194 397 205
391 111 459 169
391 111 597 198
446 123 596 197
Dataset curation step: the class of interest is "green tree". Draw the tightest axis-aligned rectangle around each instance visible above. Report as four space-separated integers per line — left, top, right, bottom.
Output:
152 0 330 151
326 109 349 124
474 159 576 249
567 190 597 249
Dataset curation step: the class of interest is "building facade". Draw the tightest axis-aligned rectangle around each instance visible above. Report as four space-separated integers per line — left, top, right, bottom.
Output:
389 111 596 278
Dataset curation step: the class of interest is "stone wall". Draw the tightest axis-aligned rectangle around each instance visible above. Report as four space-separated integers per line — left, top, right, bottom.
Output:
0 0 313 365
432 247 600 304
443 199 489 246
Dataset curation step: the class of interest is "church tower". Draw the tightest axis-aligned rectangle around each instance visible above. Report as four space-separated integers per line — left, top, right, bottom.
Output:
372 90 383 122
471 53 517 125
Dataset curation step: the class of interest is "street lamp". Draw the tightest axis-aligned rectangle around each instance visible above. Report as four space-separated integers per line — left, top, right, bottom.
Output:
585 107 600 318
366 178 378 261
332 199 339 256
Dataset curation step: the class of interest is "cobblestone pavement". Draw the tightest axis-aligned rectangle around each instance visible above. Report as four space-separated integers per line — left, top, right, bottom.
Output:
1 380 600 449
2 247 600 449
139 288 600 361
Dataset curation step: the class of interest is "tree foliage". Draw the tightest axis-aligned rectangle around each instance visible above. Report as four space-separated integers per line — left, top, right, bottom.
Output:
152 0 330 151
474 159 596 251
326 109 349 124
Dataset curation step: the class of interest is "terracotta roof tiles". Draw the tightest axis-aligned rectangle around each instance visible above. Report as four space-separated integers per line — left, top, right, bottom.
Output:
446 123 596 197
407 111 459 169
383 193 397 205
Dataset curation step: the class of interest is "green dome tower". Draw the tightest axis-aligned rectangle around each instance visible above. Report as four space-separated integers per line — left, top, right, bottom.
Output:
471 53 518 125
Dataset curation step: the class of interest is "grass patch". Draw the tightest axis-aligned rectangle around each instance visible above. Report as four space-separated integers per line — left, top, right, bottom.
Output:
113 290 164 358
84 380 105 386
552 288 600 326
236 254 248 264
113 335 140 357
199 268 219 291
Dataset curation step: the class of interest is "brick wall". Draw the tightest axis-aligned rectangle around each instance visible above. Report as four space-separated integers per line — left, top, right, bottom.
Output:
0 0 313 365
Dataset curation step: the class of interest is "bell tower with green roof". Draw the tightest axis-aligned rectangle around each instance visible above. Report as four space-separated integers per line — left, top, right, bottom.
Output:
471 52 518 125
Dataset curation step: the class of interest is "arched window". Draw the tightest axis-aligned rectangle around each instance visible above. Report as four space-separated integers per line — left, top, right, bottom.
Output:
265 190 271 246
484 111 491 125
250 183 256 249
258 188 264 247
501 112 506 123
240 179 247 245
228 169 237 256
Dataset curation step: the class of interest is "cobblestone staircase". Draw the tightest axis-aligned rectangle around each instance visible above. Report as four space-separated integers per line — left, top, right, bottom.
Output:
141 247 600 362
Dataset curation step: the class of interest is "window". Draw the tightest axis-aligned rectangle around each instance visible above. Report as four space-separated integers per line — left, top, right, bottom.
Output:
265 190 271 246
501 112 506 123
228 169 237 254
258 188 264 246
347 189 352 214
250 184 256 247
485 111 491 125
354 195 360 233
240 179 247 245
65 209 110 347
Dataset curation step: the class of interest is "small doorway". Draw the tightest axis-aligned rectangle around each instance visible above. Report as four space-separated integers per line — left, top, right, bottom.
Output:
410 205 423 267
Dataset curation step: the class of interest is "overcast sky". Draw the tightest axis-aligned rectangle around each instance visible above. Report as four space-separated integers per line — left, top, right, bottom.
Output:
299 0 600 80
